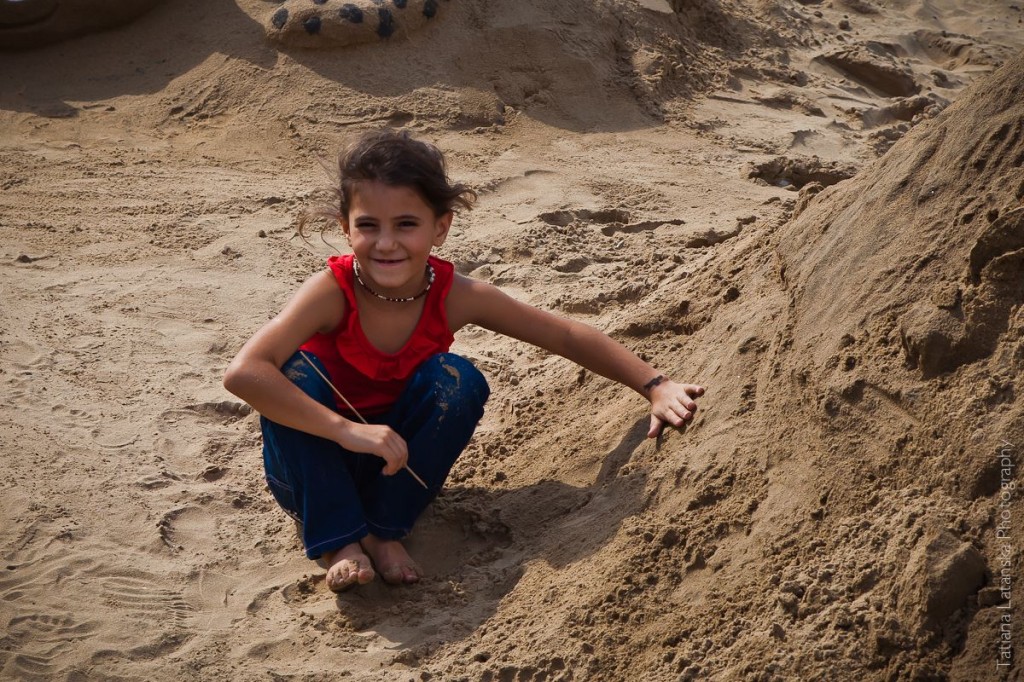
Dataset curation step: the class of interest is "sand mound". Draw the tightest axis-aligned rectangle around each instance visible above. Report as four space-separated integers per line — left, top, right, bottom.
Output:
423 49 1024 681
762 47 1024 678
1 0 1022 679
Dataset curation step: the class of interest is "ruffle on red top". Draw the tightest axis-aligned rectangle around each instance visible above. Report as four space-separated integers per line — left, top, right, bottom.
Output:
328 253 455 381
298 254 455 415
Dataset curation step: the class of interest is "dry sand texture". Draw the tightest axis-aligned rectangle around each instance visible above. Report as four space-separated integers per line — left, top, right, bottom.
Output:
1 0 1023 679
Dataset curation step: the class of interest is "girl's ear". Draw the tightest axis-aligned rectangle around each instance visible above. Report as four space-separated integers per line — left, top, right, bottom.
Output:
432 211 454 247
339 216 351 241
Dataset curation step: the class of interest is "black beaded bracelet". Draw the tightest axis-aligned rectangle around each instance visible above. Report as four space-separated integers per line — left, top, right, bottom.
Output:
642 374 667 393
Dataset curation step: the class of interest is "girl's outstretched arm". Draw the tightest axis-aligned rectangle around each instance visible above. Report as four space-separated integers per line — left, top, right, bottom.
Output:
447 276 704 438
223 272 409 474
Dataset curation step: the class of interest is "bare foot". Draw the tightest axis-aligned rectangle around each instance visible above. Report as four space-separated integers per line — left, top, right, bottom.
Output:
325 542 375 592
360 534 421 585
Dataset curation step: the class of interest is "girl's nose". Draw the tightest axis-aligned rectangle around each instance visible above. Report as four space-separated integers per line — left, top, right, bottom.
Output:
376 230 397 251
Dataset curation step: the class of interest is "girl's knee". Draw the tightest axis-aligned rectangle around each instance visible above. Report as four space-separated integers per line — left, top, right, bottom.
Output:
443 353 490 404
281 352 336 406
424 353 490 406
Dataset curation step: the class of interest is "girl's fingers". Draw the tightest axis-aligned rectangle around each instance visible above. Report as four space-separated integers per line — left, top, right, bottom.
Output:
384 453 402 475
660 396 691 421
657 407 684 427
676 396 697 413
678 384 704 410
379 432 408 475
683 386 704 407
385 450 407 476
647 383 704 438
393 441 408 475
648 414 664 438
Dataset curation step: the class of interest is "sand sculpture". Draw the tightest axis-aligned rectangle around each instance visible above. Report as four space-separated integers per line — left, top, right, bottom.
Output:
0 0 448 51
262 0 448 48
0 0 163 49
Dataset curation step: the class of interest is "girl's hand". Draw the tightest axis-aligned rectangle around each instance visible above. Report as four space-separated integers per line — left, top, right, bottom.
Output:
647 381 705 438
337 422 409 475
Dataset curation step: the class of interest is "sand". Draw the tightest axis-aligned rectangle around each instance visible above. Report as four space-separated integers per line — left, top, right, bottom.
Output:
1 0 1022 679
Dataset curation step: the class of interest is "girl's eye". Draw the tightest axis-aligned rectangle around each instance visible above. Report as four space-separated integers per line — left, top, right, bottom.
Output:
355 222 377 231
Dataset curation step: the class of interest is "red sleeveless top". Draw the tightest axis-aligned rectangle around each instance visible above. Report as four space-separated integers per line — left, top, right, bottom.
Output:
299 254 455 416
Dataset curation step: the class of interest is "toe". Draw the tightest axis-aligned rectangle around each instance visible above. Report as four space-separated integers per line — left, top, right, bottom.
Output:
399 562 421 584
357 564 375 585
327 566 352 592
381 565 405 585
379 562 420 585
328 558 373 592
329 565 352 590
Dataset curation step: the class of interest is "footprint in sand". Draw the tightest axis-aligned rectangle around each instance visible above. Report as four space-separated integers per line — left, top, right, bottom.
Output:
280 573 323 606
0 613 99 680
3 339 57 401
135 469 181 490
97 573 194 630
263 0 449 48
86 572 194 663
0 553 191 677
157 505 222 557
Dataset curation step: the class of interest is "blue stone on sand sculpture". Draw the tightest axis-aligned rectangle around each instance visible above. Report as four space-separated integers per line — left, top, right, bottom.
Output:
377 8 394 38
263 0 449 48
272 8 288 29
340 5 364 22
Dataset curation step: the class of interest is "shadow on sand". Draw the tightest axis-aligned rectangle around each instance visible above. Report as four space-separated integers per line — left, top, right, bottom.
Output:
0 0 760 132
317 417 654 653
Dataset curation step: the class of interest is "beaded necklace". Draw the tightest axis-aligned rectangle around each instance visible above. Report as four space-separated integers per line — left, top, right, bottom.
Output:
353 259 435 303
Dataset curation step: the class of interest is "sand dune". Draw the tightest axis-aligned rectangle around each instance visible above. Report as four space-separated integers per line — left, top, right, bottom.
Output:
1 0 1022 679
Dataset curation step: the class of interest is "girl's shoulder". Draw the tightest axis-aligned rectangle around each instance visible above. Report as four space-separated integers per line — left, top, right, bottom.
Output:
445 271 507 332
447 269 486 298
293 266 348 336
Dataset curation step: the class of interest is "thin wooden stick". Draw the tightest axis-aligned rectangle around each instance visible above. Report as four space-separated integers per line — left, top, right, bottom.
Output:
299 351 429 490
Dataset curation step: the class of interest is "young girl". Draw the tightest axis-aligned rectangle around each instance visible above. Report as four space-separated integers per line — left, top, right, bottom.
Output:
223 130 704 592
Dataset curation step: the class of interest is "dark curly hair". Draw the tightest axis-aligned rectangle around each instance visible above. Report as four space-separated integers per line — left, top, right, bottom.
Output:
299 129 476 238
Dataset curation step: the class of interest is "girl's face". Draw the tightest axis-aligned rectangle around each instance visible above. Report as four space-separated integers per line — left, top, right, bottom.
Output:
342 181 452 298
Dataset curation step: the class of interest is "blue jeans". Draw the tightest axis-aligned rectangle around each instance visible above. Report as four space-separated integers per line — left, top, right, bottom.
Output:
260 352 490 560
